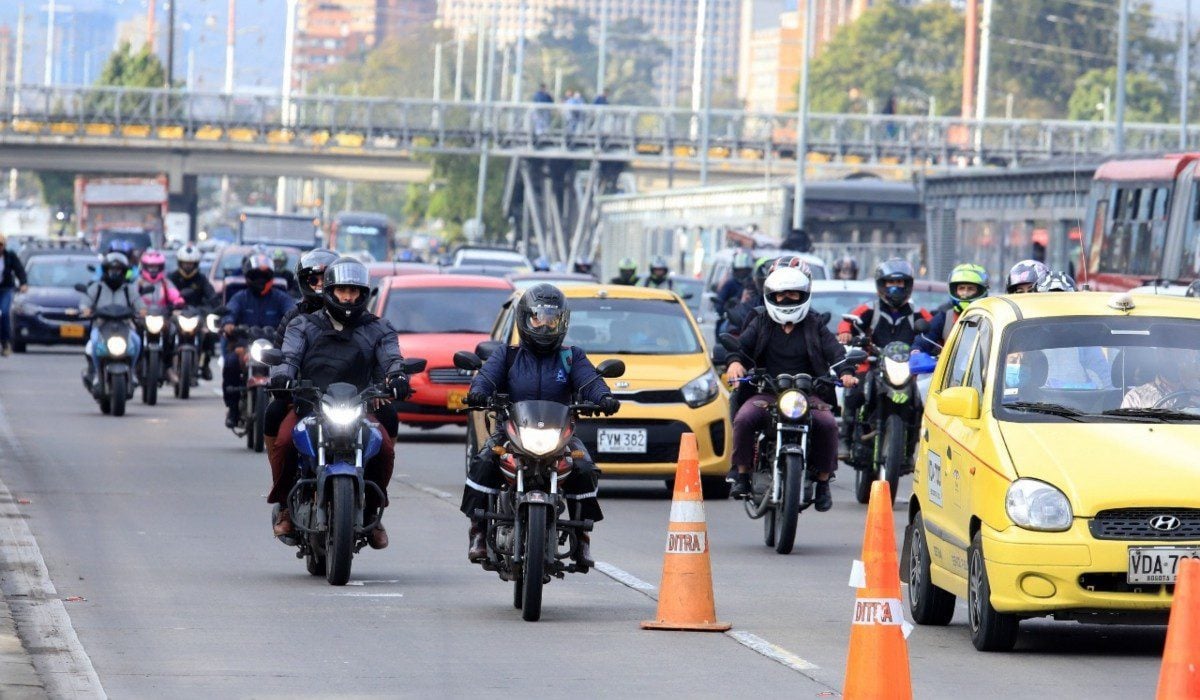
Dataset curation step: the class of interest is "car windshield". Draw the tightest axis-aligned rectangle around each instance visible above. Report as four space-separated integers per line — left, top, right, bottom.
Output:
215 249 299 280
996 316 1200 422
564 298 701 355
670 277 703 315
334 223 388 262
98 231 152 254
457 253 528 269
384 287 511 334
811 290 876 332
25 258 95 287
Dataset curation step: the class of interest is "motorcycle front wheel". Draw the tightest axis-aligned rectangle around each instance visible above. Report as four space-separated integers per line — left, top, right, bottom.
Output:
110 374 127 417
253 386 267 453
178 352 194 400
142 351 159 405
244 391 256 450
855 466 872 504
325 476 355 585
881 413 905 505
521 504 547 621
773 452 802 555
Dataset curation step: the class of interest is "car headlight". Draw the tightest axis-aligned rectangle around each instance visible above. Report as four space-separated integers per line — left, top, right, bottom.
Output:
145 315 165 334
206 314 221 333
883 356 911 387
105 336 127 356
1006 478 1073 531
517 426 561 456
249 338 273 363
322 399 362 427
14 301 42 315
178 315 199 333
682 369 720 408
777 390 808 419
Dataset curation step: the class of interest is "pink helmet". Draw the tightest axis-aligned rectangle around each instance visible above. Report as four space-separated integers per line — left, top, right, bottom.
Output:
140 249 167 283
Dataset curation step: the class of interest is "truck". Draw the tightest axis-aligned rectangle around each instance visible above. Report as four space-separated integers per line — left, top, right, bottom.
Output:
237 208 322 250
74 176 168 253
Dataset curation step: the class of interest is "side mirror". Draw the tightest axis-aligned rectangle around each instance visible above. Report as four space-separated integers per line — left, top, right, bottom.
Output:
840 347 868 366
841 313 862 328
260 348 284 366
718 333 740 353
453 350 483 372
402 357 427 374
680 292 695 300
596 358 625 378
937 386 980 420
74 282 88 293
476 339 503 361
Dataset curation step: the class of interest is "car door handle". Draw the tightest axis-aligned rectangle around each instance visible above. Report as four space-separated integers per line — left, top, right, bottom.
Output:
922 428 929 442
946 445 953 460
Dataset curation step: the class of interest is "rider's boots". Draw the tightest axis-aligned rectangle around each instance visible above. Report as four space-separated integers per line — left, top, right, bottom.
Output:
573 533 594 568
730 472 752 499
814 479 833 512
468 523 487 562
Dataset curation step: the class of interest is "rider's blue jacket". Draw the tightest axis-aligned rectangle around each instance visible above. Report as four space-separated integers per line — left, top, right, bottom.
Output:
221 287 295 329
470 343 611 405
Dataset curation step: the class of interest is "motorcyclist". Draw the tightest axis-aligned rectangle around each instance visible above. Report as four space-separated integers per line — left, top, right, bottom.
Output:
532 256 551 272
271 248 300 299
835 259 932 460
1035 270 1076 292
137 249 186 384
714 251 754 322
833 256 859 280
168 244 220 379
641 256 673 290
220 254 296 429
80 253 146 389
1005 259 1050 294
1187 280 1200 298
268 257 411 549
610 257 639 286
724 267 855 508
723 256 774 336
572 257 597 278
915 263 989 356
461 283 620 565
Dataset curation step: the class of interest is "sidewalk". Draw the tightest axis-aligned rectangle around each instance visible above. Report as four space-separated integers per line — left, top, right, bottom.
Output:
0 592 44 698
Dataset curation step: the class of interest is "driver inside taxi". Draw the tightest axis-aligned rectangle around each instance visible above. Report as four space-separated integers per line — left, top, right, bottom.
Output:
1121 348 1200 409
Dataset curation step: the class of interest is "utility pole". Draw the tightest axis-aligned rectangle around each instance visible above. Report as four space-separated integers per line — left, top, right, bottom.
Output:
1180 3 1190 149
473 20 498 242
962 0 978 118
222 0 236 216
1115 0 1129 153
9 4 24 202
793 0 816 232
277 0 299 214
42 0 55 87
166 0 176 87
453 32 465 102
973 0 993 160
597 0 609 96
474 15 486 101
690 0 708 133
513 0 526 101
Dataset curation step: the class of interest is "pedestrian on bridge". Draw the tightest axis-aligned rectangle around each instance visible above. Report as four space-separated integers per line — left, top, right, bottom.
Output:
531 84 553 142
0 234 28 356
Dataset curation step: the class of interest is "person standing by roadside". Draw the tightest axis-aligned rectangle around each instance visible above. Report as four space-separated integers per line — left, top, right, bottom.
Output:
0 234 28 356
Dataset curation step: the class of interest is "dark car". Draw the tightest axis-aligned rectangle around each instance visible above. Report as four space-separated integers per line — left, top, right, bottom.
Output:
506 271 598 290
10 254 97 352
15 239 94 266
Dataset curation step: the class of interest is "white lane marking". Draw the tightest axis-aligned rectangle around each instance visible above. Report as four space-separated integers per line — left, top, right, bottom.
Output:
0 403 107 699
345 579 400 587
321 592 406 598
594 561 657 596
668 500 707 523
394 475 456 502
727 630 820 672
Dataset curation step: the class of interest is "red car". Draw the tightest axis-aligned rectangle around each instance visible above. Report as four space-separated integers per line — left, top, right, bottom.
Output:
373 274 514 432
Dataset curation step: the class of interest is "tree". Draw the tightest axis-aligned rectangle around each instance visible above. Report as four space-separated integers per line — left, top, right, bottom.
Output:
808 2 964 116
1067 67 1170 123
96 41 167 89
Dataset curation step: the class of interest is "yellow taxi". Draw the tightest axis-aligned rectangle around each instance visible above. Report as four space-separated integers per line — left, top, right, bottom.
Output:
903 292 1200 651
468 284 733 497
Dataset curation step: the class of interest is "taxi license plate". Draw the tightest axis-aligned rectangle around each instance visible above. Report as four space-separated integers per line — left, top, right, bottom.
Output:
1128 547 1200 584
597 428 647 453
59 323 85 339
446 389 468 410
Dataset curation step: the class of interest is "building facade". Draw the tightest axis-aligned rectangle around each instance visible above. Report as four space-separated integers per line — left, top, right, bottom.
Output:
293 0 378 92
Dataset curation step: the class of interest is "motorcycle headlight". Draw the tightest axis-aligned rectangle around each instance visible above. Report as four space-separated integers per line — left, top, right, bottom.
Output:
883 356 911 387
249 338 273 363
321 399 362 427
682 369 720 408
206 314 221 334
105 336 127 356
178 315 199 333
145 315 165 334
777 390 808 419
517 426 561 456
1005 478 1073 532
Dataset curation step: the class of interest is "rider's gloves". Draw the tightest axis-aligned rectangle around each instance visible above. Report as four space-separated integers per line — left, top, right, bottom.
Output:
466 390 490 408
270 374 291 391
389 373 412 400
598 395 621 416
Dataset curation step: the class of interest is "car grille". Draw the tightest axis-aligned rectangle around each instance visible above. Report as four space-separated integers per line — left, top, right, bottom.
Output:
427 368 472 385
41 310 84 322
614 389 684 404
1088 508 1200 540
1078 573 1175 596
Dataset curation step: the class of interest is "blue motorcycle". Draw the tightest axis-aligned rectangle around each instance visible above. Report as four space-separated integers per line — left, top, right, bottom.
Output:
85 304 141 417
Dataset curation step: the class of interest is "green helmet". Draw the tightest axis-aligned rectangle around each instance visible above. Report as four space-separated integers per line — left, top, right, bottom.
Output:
948 263 989 312
618 257 637 272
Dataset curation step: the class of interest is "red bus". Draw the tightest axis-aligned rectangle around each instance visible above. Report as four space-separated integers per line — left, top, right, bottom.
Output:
1082 154 1200 291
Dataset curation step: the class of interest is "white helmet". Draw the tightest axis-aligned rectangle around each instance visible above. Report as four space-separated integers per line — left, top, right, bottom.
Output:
176 244 202 263
763 267 811 325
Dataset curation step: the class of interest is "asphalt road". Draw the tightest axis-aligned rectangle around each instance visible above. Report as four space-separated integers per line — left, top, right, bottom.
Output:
0 350 1168 698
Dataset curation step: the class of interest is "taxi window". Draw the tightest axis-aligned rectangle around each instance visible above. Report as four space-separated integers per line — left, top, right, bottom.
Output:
966 318 993 396
493 299 515 341
941 319 980 391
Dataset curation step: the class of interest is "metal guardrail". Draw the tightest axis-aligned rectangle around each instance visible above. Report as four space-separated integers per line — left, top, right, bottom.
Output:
0 84 1195 168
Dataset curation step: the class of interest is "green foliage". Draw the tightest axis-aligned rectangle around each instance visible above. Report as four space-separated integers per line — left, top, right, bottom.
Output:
97 41 168 89
422 154 509 242
1067 67 1170 123
35 171 74 210
809 2 964 115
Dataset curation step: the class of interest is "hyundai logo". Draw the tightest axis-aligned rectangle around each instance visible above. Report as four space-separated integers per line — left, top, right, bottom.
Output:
1149 515 1183 532
615 381 630 389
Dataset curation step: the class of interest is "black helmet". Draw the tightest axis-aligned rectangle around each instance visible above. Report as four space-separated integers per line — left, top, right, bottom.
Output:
648 255 669 282
101 252 130 289
1035 270 1076 293
874 258 915 309
573 257 594 275
731 251 754 281
242 253 274 295
297 248 339 304
321 257 371 324
1187 280 1200 298
833 255 859 280
515 283 570 354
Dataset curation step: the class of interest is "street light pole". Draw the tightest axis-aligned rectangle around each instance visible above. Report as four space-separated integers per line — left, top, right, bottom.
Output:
225 0 236 93
1115 0 1129 153
513 0 526 101
973 0 993 160
597 0 609 96
42 0 55 87
792 0 816 232
1180 3 1191 150
166 0 177 87
277 0 299 214
9 3 25 202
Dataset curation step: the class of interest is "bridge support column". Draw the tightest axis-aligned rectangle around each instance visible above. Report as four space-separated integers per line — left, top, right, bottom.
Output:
168 173 199 242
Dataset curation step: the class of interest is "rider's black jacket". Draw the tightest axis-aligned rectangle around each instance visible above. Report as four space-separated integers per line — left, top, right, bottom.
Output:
273 297 324 348
168 270 218 308
272 310 404 392
727 312 848 407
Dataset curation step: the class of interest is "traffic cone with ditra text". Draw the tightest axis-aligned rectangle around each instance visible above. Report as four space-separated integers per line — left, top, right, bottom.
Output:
641 433 731 632
1157 557 1200 698
842 480 912 700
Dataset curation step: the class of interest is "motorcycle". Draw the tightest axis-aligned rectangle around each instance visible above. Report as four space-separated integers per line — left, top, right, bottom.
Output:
86 304 140 417
170 307 209 400
720 333 865 554
139 306 169 406
262 352 426 585
228 326 276 453
453 349 625 622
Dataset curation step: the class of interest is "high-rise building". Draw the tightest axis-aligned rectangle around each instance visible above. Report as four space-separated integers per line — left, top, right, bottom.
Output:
375 0 437 44
293 1 377 91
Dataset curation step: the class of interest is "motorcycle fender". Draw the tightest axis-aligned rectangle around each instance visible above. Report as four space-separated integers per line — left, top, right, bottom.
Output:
292 421 317 458
316 463 363 507
518 491 551 506
781 444 805 455
104 364 131 375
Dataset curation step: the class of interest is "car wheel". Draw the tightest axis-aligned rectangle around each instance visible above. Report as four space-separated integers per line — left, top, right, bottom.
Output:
907 512 956 625
968 531 1019 651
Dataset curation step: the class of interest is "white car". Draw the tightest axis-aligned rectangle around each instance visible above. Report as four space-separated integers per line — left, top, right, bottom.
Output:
451 248 532 272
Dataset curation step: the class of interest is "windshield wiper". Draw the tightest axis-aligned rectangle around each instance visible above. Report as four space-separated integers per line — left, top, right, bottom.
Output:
1003 401 1089 421
1101 407 1200 422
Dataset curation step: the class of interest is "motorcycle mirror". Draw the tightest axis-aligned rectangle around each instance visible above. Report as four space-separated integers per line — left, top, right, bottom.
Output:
73 282 88 293
453 350 483 372
841 313 862 326
679 292 694 300
475 340 503 361
914 317 930 333
843 347 868 365
718 333 740 353
401 357 427 374
596 358 625 379
259 348 284 366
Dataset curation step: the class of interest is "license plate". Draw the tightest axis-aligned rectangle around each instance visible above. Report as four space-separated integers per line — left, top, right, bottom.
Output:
59 323 85 338
597 428 647 453
446 389 467 410
1127 547 1200 584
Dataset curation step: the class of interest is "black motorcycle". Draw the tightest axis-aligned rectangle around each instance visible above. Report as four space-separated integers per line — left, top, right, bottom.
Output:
227 326 275 452
454 349 624 622
720 334 864 554
86 304 138 417
170 307 206 399
139 306 169 405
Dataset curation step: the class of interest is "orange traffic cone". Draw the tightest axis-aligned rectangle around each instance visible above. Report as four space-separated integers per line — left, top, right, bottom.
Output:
1157 557 1200 699
641 433 731 632
842 480 912 699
